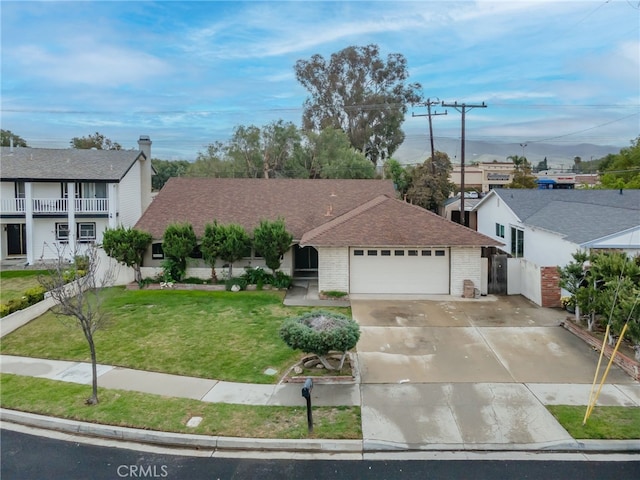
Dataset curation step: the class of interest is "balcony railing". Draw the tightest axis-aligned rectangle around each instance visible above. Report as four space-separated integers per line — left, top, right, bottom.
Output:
0 198 109 215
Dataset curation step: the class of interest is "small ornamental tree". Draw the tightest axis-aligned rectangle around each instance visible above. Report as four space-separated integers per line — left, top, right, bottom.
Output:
162 223 197 281
216 224 251 278
101 226 152 283
252 218 293 272
201 221 223 282
279 310 360 370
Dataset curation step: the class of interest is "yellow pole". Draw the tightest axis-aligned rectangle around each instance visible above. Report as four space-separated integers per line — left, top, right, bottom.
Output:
584 323 629 423
583 323 610 425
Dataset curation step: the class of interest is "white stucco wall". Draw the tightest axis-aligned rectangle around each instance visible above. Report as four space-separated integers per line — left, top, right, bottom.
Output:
318 247 349 293
476 193 516 254
450 247 481 297
524 227 578 268
517 258 542 306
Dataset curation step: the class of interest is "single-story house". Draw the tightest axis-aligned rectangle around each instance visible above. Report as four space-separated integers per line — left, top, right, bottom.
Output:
135 178 502 296
473 188 640 307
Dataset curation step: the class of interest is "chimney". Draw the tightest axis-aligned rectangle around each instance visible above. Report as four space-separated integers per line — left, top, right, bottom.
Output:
138 135 152 159
137 135 153 213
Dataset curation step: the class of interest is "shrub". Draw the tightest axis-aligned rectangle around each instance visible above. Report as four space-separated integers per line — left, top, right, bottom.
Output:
24 286 46 303
242 266 273 286
279 310 360 369
271 271 292 289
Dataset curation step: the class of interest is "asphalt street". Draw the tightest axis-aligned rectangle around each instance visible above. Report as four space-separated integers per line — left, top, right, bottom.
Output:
2 428 639 480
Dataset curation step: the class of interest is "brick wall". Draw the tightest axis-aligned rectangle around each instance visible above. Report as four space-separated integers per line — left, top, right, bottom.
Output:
540 266 561 308
318 247 349 292
563 320 639 381
450 247 481 297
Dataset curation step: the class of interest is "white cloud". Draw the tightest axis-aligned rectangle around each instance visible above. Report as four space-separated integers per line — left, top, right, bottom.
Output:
10 43 171 87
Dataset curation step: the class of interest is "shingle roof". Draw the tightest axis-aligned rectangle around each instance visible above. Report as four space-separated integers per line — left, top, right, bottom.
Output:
0 147 144 182
135 178 397 240
301 195 503 247
487 189 640 244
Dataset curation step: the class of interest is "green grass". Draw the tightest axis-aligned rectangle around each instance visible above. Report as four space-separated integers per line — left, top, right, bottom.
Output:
0 288 351 384
0 374 361 439
0 269 48 304
547 405 640 439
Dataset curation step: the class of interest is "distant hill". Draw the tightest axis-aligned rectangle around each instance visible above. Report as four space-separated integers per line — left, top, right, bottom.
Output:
393 137 623 170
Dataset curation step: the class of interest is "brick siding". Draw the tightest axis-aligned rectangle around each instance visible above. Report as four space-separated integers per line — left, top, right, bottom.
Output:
540 266 561 308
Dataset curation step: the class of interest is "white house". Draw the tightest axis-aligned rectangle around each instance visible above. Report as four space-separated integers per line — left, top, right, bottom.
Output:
473 189 640 307
0 136 154 264
135 178 502 297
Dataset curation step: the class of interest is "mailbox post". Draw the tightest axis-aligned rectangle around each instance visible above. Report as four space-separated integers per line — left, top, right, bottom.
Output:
301 377 313 433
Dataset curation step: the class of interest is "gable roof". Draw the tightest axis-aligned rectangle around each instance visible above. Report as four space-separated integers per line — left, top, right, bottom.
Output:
0 147 145 182
476 189 640 245
301 195 503 247
135 178 396 240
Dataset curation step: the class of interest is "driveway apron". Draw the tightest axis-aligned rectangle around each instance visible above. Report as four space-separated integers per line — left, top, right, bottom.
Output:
351 296 637 448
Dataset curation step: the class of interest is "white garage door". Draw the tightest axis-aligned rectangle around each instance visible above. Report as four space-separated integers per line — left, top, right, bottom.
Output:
349 247 450 294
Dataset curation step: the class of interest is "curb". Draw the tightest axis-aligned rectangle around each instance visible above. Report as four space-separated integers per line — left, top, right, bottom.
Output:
3 409 639 454
0 409 362 453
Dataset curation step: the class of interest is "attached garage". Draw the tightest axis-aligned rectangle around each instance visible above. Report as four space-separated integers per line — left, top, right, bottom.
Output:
349 247 450 294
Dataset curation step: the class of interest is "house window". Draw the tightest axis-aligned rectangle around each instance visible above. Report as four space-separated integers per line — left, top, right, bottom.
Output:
353 249 364 256
511 227 524 258
435 250 445 256
422 250 432 256
367 250 377 256
381 250 391 256
394 250 404 256
152 243 164 259
408 250 418 256
78 222 96 242
56 223 69 241
61 182 81 199
15 182 25 199
495 223 505 238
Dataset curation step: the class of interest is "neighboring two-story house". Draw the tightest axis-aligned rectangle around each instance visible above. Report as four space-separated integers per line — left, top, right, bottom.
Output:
0 136 154 265
473 189 640 307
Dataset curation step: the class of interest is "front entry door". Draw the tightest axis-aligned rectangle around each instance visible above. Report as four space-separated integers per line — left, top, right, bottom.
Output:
7 224 27 256
294 245 318 277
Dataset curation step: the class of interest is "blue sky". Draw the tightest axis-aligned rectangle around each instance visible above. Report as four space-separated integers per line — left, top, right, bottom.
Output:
1 0 639 161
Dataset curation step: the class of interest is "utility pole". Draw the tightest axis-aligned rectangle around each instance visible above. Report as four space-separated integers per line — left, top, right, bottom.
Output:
441 101 487 226
412 99 447 174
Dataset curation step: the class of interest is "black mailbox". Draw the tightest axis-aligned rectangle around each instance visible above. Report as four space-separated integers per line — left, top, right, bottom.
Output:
301 377 313 399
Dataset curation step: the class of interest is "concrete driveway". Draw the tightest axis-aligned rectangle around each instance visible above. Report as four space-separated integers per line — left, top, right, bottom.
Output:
351 295 639 449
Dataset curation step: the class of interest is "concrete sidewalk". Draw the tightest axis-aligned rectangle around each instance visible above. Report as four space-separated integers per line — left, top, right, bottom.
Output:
0 355 359 407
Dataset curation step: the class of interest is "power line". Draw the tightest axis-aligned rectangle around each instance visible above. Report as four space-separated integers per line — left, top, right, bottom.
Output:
412 98 447 171
441 101 487 227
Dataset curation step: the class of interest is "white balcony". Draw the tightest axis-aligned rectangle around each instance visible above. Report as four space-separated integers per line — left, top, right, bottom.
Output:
0 198 109 215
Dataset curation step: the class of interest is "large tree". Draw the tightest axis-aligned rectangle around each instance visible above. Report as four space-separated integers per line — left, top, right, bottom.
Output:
405 151 454 212
288 128 375 179
507 155 537 189
295 44 421 167
1 129 28 147
599 136 640 189
71 132 122 150
151 159 191 190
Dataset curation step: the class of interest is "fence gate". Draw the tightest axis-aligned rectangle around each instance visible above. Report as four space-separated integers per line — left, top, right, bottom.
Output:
489 254 508 295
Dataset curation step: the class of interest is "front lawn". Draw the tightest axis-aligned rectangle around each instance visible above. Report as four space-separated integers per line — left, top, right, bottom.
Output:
0 269 48 304
547 405 640 439
0 288 351 384
0 374 361 439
